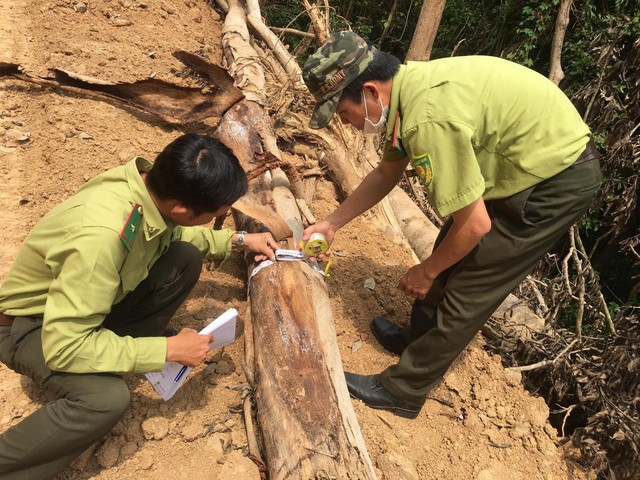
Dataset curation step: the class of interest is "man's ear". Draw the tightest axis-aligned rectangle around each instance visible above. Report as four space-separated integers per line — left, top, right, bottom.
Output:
363 82 380 100
169 202 189 216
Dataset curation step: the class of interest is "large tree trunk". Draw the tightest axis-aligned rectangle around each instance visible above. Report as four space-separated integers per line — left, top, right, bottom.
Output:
214 1 377 478
405 0 446 61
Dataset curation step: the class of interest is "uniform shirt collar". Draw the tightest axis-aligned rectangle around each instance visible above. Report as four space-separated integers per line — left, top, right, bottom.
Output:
125 157 171 240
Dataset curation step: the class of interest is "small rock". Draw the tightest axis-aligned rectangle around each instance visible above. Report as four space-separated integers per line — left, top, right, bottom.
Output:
96 439 120 468
74 2 87 13
363 278 376 290
112 18 133 26
4 128 30 142
181 423 203 442
141 417 169 440
503 368 522 386
124 420 143 443
377 451 419 480
120 441 138 459
138 451 154 470
161 4 175 14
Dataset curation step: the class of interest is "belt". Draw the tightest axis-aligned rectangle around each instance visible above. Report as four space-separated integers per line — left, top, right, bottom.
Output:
0 313 14 327
573 139 600 166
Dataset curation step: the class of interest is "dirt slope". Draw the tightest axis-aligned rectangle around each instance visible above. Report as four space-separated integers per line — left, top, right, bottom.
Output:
0 1 592 479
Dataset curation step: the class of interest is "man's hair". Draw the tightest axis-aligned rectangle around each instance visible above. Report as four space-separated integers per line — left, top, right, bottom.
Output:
339 51 401 104
146 133 248 215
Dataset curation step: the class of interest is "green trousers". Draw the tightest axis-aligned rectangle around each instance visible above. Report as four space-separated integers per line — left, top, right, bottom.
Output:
0 242 203 480
381 154 602 405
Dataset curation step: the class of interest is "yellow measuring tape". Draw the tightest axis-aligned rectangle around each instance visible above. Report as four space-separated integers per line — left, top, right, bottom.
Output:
299 233 333 277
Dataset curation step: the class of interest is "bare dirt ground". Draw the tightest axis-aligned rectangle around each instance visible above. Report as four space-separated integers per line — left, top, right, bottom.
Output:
0 1 594 479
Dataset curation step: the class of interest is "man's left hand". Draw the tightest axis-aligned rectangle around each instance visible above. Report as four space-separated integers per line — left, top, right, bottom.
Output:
398 263 435 300
243 232 279 261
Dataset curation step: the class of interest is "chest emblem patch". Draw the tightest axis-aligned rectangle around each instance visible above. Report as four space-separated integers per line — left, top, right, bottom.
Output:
411 153 433 188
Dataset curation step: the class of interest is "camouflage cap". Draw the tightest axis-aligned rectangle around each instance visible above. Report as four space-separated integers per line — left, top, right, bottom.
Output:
302 31 376 129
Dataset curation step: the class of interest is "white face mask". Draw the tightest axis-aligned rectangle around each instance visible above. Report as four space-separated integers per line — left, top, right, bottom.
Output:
363 90 389 135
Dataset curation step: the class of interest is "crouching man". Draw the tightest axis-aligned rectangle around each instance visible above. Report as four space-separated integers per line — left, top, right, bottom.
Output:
0 133 277 479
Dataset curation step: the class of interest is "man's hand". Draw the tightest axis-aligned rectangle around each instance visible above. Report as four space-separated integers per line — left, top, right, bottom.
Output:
166 328 214 367
301 220 336 260
398 263 436 300
398 197 491 300
242 232 279 261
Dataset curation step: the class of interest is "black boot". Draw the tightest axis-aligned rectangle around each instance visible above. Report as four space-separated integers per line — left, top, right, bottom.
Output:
344 372 422 419
370 316 408 355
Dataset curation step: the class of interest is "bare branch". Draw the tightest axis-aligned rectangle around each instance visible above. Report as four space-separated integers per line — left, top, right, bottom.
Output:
508 339 579 372
548 0 574 85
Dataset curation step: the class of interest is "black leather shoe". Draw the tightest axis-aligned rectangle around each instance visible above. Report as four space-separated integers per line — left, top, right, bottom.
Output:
370 316 408 355
344 372 422 419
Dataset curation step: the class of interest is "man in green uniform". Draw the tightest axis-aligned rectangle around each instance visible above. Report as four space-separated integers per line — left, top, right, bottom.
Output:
0 133 278 478
301 32 602 418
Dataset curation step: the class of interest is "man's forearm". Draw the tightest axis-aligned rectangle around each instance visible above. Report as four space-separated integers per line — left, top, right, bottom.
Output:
423 198 492 279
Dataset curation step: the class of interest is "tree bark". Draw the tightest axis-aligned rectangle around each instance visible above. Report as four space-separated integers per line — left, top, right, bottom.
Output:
405 0 446 62
302 0 329 45
549 0 573 85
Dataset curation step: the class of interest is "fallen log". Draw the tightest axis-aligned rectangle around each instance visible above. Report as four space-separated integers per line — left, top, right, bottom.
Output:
216 99 376 480
213 1 377 477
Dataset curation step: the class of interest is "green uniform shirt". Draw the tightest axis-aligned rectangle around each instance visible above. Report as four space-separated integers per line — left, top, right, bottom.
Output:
382 56 591 217
0 157 235 374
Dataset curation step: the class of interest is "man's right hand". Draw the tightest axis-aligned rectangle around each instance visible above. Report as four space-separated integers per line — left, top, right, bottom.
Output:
302 220 336 260
165 328 214 367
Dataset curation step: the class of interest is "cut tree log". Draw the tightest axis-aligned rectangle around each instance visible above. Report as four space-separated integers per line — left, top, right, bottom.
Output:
215 98 377 480
213 1 377 478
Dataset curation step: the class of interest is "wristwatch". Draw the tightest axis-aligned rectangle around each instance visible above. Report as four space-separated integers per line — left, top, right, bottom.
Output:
235 231 247 248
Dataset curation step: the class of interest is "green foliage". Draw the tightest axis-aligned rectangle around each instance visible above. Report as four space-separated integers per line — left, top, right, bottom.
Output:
505 0 559 67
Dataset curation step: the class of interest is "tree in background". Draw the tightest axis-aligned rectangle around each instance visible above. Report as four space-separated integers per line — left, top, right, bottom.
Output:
405 0 446 61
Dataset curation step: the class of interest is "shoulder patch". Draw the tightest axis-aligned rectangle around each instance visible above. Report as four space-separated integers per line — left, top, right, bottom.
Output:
120 203 143 252
411 153 434 188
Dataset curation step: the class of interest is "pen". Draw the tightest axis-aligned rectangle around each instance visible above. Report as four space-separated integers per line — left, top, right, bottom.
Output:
173 365 188 383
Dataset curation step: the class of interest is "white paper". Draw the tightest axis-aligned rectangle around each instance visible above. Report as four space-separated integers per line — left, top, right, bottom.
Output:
145 308 237 401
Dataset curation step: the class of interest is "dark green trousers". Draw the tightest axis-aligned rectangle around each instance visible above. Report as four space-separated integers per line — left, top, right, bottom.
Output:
381 155 602 405
0 242 202 480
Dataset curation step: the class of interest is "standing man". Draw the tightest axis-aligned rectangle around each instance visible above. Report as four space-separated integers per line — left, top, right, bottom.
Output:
301 31 601 419
0 133 278 478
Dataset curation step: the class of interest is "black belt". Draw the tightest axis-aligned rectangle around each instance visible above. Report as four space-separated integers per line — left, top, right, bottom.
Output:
573 139 600 166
